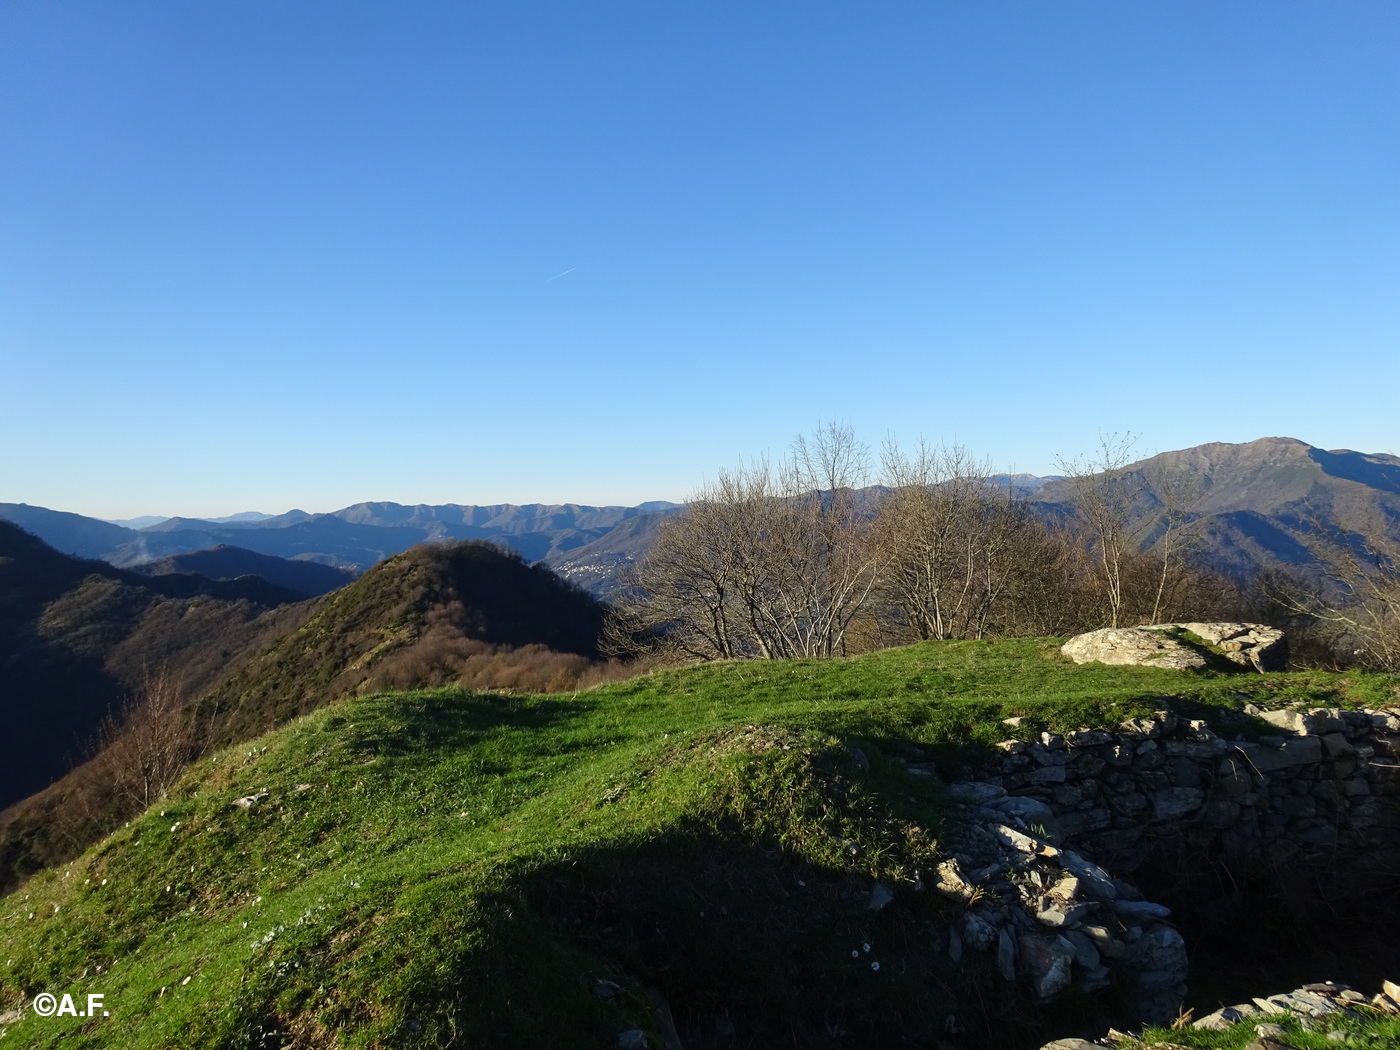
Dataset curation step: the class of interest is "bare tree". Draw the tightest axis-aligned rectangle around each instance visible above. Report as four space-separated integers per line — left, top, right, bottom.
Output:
1269 519 1400 671
612 424 879 660
873 441 1034 640
1057 433 1154 628
95 668 202 809
1145 462 1206 624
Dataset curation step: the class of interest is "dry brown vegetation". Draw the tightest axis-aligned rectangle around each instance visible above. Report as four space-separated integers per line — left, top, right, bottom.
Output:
362 603 645 694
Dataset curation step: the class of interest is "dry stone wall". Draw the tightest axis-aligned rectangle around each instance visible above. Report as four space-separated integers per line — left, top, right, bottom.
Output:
970 704 1400 873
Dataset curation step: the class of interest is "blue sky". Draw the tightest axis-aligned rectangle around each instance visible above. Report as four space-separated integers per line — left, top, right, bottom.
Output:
2 2 1398 519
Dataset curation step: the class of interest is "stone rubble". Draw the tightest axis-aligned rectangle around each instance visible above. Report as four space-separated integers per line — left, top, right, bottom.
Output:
941 782 1187 1025
1032 979 1400 1049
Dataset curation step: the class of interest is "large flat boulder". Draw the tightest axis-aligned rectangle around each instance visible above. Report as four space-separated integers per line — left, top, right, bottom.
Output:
1061 627 1207 670
1060 623 1287 672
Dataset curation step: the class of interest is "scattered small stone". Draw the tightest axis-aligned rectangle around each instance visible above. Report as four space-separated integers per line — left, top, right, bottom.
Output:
933 859 977 903
590 977 622 1001
867 882 894 911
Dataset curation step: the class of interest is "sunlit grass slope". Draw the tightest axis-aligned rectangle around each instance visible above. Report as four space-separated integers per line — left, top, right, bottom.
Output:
2 639 1396 1049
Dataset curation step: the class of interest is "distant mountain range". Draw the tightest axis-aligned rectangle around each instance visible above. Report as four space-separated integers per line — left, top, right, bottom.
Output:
4 437 1397 602
0 500 684 585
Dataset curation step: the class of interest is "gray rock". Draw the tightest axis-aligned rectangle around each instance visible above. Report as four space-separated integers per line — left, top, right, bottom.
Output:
1153 787 1205 820
1246 736 1323 772
1061 627 1207 670
1064 930 1101 969
867 882 895 911
1322 733 1355 757
963 913 997 951
950 782 1006 805
1080 924 1126 958
997 927 1018 980
1260 709 1314 735
1035 901 1093 928
617 1030 650 1049
591 977 623 1000
986 795 1058 833
1066 729 1113 747
1168 621 1287 671
1113 900 1172 920
1057 851 1116 900
1019 934 1075 999
993 824 1057 858
1194 1004 1261 1029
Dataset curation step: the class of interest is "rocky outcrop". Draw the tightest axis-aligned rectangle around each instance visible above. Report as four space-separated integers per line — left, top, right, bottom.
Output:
1060 623 1287 673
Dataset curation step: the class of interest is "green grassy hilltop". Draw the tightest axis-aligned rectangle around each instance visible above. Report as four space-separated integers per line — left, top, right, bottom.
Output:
1 640 1396 1049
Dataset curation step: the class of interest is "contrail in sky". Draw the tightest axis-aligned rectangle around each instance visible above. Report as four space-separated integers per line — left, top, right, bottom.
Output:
541 267 576 285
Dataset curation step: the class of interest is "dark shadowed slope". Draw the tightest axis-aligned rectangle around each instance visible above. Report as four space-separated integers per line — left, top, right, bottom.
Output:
0 522 309 810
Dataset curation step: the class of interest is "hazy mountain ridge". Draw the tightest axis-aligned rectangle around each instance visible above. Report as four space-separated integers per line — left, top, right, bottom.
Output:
1 500 684 578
